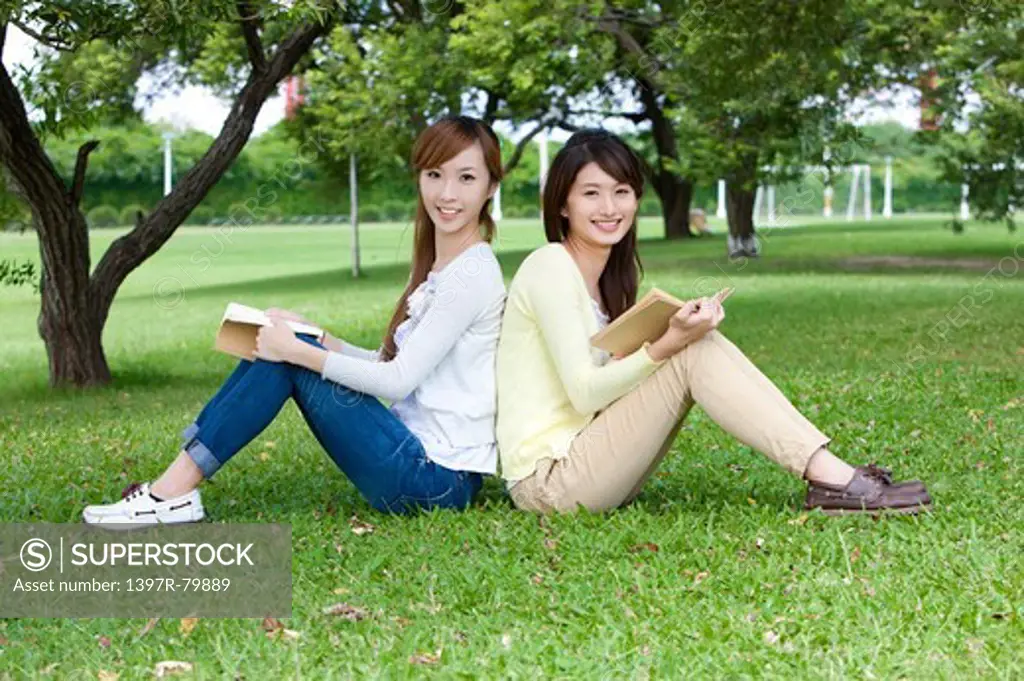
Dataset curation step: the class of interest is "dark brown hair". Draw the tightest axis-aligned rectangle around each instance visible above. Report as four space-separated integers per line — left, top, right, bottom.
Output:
379 116 503 361
542 129 645 322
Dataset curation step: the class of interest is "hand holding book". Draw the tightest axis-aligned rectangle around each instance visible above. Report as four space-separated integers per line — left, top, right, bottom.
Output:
214 302 325 361
596 286 734 360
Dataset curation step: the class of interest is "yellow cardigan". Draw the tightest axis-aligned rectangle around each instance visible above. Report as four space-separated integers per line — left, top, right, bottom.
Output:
496 242 667 483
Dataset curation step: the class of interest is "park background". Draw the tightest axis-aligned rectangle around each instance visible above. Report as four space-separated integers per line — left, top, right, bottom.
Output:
1 1 1023 678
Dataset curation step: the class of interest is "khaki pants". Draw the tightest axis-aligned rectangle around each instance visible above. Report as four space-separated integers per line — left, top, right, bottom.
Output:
509 330 831 513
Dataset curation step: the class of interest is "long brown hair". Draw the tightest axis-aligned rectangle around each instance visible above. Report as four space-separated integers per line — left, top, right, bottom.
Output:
542 129 645 322
379 116 503 361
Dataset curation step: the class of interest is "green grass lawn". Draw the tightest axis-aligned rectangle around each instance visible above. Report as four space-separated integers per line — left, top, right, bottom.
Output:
1 216 1022 678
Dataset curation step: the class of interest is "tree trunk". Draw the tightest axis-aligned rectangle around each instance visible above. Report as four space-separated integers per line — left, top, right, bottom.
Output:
725 183 758 258
636 77 693 240
724 153 761 258
651 171 693 240
39 259 109 387
30 203 110 387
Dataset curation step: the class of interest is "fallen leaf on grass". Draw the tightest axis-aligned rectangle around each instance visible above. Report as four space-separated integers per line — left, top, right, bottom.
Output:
97 671 119 681
693 571 710 585
322 602 368 621
409 650 440 665
261 617 283 633
138 618 160 638
179 618 198 636
154 661 193 678
763 631 779 645
98 635 111 649
348 515 375 536
628 542 659 553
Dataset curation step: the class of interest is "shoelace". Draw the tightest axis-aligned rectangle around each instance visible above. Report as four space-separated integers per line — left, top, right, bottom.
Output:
121 482 144 499
861 463 895 485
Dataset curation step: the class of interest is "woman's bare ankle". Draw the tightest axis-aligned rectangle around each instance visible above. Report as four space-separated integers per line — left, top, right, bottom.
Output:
150 451 204 499
803 448 856 487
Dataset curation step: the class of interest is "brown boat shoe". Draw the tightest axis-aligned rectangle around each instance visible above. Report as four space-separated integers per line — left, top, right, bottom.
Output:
805 464 931 515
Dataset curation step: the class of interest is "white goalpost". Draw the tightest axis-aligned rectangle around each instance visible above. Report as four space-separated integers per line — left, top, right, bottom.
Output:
844 163 873 221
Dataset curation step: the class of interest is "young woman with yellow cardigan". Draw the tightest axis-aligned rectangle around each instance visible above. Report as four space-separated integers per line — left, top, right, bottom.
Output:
495 130 931 515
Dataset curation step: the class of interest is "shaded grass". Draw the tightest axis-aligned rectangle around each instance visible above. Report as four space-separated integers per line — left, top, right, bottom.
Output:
1 217 1022 679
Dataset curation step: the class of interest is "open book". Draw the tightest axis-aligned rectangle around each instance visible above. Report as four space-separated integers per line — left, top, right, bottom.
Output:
214 302 324 360
590 287 687 356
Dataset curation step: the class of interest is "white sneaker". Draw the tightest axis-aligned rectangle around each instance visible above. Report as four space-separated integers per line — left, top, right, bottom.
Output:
82 482 205 530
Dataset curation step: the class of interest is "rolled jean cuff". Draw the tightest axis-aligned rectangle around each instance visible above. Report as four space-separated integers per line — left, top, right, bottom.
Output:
184 436 221 479
180 422 199 447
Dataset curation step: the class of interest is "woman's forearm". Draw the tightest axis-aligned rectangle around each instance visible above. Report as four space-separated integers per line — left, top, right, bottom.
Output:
288 341 329 374
320 331 345 353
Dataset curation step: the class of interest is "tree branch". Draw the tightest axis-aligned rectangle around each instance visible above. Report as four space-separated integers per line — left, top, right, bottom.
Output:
11 19 75 53
587 9 668 30
503 116 559 175
237 2 267 73
89 14 338 328
568 107 647 124
69 140 100 208
589 13 668 82
482 88 501 125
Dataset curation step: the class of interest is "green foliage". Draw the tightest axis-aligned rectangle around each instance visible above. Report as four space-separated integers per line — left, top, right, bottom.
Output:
0 174 31 229
380 199 411 222
357 204 383 223
86 204 120 228
898 0 1023 227
185 205 215 225
0 259 38 291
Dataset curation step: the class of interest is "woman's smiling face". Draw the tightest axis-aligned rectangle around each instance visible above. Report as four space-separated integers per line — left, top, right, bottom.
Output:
418 141 496 237
560 162 638 248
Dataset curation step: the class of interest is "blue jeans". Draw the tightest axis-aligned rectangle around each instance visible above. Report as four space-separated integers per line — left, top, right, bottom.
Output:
179 335 483 513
